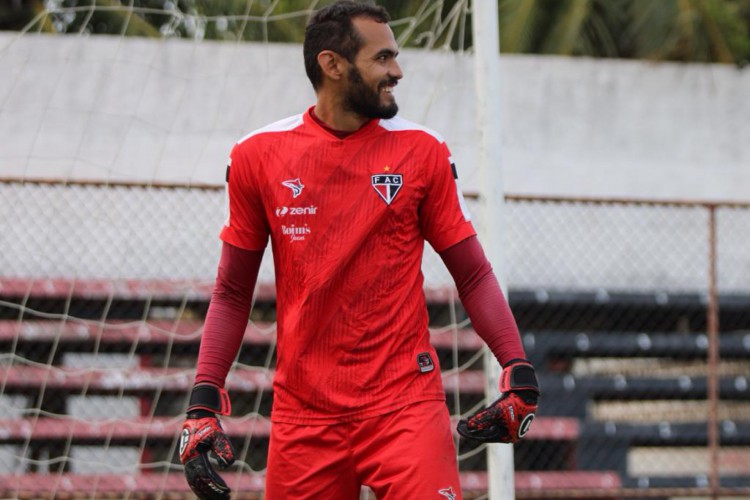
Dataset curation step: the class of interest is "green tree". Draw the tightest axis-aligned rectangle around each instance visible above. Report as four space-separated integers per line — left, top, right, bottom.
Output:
497 0 750 65
1 0 748 65
0 0 54 32
624 0 749 64
499 0 625 56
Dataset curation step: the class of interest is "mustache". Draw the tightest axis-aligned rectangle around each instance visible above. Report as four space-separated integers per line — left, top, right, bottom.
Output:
379 78 399 89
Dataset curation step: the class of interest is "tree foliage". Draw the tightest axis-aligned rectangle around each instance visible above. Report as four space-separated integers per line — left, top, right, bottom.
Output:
0 0 747 65
498 0 750 65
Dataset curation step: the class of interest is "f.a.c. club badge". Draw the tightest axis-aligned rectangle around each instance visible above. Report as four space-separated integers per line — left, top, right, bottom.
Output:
371 174 402 205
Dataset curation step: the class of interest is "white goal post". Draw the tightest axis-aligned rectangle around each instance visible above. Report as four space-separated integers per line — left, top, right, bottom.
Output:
0 1 515 498
471 1 514 499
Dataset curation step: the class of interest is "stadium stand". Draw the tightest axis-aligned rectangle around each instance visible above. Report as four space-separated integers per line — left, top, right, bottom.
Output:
1 278 749 499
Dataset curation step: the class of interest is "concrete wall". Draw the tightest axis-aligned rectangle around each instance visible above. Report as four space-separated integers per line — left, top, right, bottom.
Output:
1 33 748 292
1 32 748 201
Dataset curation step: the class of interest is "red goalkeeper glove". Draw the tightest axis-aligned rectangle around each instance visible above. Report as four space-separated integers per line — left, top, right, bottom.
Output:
457 359 540 443
179 384 235 500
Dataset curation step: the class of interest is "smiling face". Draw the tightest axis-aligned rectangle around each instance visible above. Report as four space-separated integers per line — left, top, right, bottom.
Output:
341 17 403 120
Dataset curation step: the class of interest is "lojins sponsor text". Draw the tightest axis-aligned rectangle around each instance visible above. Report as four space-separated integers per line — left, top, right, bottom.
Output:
281 224 311 242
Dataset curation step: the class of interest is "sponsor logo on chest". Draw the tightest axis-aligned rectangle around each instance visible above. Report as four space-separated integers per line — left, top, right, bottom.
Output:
275 205 317 217
281 224 311 242
281 178 304 198
438 487 457 499
279 178 314 242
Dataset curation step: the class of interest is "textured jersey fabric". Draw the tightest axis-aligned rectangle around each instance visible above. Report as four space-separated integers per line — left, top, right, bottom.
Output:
221 107 476 424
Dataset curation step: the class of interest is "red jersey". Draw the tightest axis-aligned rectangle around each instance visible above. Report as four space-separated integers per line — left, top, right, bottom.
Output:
220 107 476 424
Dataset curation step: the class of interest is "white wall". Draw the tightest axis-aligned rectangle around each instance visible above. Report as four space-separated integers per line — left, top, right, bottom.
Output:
1 33 748 292
498 56 750 201
1 33 748 202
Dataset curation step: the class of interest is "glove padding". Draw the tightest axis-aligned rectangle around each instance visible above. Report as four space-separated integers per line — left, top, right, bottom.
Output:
180 415 235 500
457 359 540 443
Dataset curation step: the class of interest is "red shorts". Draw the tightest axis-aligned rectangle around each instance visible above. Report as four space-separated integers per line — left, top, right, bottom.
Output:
265 400 462 499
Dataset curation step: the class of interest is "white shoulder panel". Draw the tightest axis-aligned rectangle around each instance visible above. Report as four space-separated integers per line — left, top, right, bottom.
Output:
237 113 305 145
378 116 445 143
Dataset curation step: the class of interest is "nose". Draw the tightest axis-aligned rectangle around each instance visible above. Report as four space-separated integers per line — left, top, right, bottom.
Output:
389 59 403 81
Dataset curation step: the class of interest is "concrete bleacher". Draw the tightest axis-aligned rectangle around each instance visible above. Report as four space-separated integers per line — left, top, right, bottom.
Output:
0 471 625 500
516 290 750 494
2 278 750 498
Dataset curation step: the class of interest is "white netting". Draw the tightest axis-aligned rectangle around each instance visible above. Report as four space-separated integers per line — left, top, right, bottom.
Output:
3 2 750 500
4 182 750 499
0 1 490 499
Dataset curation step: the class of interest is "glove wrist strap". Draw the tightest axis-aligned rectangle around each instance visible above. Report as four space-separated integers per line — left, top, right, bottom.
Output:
499 359 540 395
187 384 232 416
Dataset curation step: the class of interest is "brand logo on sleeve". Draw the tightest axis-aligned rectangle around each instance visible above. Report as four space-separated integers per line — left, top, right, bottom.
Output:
371 174 403 205
449 157 471 221
282 178 304 198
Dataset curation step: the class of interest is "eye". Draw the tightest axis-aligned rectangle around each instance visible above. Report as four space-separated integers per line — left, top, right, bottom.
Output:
375 51 396 62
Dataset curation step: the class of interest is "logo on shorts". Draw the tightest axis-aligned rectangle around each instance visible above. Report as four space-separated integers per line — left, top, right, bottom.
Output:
439 486 456 499
282 178 304 198
371 174 403 205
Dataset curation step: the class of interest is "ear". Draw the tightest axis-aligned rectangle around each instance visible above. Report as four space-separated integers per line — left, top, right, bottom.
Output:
317 50 346 82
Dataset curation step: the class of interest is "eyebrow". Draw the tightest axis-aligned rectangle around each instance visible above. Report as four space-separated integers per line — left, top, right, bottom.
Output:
374 48 399 58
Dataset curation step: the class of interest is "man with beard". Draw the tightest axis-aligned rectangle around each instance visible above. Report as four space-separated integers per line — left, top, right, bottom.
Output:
178 2 540 499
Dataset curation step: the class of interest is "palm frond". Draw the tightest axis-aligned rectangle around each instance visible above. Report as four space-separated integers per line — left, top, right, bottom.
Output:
499 0 543 53
542 0 591 55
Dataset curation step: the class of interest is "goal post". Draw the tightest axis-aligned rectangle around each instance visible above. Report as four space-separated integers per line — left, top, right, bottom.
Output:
0 1 513 498
471 1 515 499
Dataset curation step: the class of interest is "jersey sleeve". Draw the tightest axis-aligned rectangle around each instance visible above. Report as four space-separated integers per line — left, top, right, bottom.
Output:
219 143 270 251
419 141 476 252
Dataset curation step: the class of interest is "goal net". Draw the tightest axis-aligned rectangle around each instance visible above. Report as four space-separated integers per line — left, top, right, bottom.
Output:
7 3 749 499
0 1 497 498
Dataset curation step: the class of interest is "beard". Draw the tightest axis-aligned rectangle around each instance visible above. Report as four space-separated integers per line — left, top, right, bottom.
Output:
343 65 398 120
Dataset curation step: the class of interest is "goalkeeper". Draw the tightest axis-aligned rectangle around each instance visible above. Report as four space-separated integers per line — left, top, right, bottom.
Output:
179 1 540 499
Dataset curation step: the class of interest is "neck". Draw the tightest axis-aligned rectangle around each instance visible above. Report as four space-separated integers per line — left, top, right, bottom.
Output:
314 92 370 132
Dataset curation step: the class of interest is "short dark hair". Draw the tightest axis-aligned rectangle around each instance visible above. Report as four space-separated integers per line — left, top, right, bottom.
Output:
303 1 390 90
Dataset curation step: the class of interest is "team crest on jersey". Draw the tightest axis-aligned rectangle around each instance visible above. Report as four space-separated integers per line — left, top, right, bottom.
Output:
282 178 304 198
371 174 403 205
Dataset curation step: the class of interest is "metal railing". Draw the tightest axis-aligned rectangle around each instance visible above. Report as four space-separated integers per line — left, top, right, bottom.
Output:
0 177 748 499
